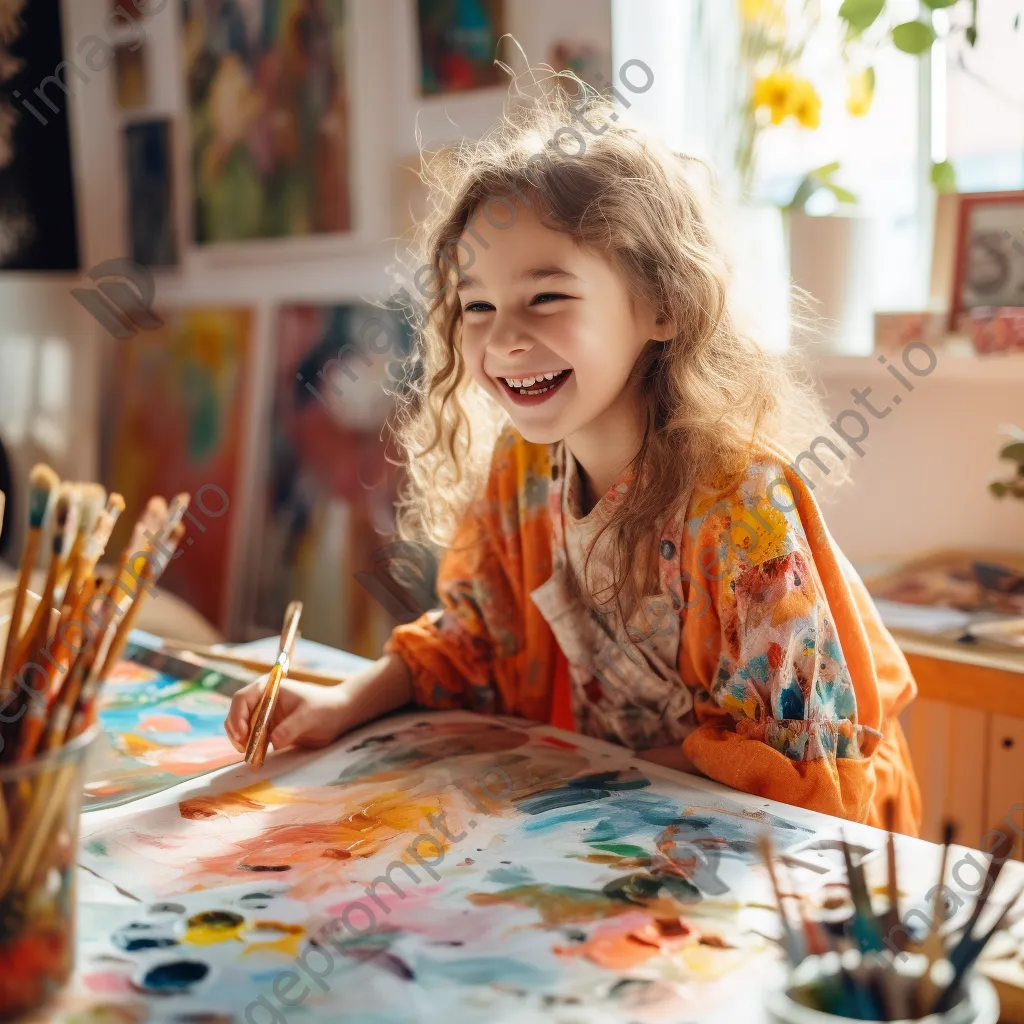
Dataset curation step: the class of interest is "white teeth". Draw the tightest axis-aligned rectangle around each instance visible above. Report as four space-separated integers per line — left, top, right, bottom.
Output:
522 377 536 387
543 372 556 380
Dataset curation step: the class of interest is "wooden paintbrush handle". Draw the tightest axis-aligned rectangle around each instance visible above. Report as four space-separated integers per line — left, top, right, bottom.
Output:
244 664 284 770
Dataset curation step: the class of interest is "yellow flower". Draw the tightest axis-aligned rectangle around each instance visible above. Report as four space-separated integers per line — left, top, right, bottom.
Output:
846 68 874 117
740 0 786 28
790 77 822 129
753 70 797 126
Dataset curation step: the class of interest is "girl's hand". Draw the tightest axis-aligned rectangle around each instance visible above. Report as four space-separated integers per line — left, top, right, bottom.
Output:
223 652 414 755
224 678 350 753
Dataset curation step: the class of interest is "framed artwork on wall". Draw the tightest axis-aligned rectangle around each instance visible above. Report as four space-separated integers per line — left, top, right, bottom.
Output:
102 309 254 631
0 0 79 270
125 119 178 267
248 303 412 656
183 0 351 244
114 43 148 109
949 190 1024 330
416 0 505 96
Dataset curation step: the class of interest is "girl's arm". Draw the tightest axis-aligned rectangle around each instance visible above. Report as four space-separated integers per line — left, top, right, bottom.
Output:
384 437 526 714
676 460 919 832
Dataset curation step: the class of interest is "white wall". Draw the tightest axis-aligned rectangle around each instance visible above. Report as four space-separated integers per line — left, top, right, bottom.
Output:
814 366 1024 564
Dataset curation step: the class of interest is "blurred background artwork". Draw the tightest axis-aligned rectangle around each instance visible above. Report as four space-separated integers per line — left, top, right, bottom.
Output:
183 0 351 243
101 308 253 631
249 303 413 656
417 0 506 95
0 0 79 270
113 42 148 109
125 119 178 268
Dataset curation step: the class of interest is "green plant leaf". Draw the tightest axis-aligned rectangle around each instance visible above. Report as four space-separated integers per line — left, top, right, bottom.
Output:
930 160 958 194
839 0 886 31
922 0 958 8
990 481 1008 498
809 161 842 180
892 20 937 53
827 184 858 204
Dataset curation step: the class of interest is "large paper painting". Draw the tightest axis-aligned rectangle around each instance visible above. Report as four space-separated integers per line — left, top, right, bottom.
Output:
183 0 351 244
102 308 253 630
250 303 411 656
60 712 831 1022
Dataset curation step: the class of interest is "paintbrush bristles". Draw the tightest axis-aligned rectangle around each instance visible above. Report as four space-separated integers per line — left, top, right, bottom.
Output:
0 466 59 687
26 464 59 529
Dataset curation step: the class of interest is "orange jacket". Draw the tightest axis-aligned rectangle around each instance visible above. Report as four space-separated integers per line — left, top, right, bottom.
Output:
387 429 922 835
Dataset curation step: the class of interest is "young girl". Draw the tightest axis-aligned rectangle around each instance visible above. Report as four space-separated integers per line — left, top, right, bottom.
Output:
226 79 922 835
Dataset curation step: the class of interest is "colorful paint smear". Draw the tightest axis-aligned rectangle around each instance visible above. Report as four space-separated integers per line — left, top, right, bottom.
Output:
83 657 242 811
56 713 840 1022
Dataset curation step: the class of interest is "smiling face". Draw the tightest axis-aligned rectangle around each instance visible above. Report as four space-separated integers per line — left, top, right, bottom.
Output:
455 200 671 447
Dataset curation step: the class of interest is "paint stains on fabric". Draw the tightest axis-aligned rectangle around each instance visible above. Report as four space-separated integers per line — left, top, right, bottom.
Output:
183 911 245 946
136 959 210 994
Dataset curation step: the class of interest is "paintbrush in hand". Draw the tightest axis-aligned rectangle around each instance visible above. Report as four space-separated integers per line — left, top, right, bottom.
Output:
245 601 303 771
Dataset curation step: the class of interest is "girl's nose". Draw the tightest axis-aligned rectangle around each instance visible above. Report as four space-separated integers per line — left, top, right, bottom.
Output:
488 311 534 357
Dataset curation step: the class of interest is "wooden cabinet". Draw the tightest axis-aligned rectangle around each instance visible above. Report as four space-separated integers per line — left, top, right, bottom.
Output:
899 638 1024 857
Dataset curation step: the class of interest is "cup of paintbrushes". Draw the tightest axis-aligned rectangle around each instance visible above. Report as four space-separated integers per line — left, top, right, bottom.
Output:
766 954 1000 1024
0 722 99 1020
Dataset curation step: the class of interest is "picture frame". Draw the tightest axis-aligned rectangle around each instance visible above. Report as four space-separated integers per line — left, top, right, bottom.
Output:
416 0 506 96
949 190 1024 331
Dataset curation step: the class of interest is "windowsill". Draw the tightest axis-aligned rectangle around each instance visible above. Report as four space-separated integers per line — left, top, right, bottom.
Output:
803 337 1024 382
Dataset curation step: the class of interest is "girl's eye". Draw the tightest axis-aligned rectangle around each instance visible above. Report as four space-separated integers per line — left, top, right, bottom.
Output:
532 293 568 305
463 301 494 314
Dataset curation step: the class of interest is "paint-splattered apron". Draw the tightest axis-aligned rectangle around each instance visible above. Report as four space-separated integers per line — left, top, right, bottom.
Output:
530 442 696 752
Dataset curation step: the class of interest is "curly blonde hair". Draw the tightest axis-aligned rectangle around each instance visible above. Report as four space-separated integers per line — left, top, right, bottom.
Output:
389 67 839 624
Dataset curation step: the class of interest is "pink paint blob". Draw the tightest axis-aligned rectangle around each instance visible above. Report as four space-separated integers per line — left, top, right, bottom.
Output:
137 714 192 734
82 970 136 995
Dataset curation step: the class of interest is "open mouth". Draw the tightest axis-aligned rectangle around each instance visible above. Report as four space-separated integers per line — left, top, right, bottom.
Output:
497 368 573 401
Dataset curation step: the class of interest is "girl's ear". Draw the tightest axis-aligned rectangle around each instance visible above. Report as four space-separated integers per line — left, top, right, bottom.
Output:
652 314 676 342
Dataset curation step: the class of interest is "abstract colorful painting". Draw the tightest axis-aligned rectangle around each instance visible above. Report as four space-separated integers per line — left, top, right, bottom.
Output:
183 0 351 243
249 303 411 656
417 0 505 95
60 712 848 1022
82 641 248 811
102 308 252 629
